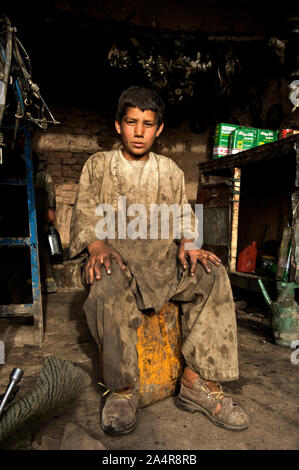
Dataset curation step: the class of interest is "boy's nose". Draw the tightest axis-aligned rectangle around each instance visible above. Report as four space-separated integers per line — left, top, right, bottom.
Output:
134 124 144 137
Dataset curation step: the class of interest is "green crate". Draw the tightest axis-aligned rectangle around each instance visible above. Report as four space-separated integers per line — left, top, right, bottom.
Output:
212 123 239 158
256 129 278 146
229 127 258 155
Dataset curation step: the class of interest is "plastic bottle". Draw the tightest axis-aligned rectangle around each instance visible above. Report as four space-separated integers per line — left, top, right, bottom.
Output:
237 241 258 273
47 223 63 262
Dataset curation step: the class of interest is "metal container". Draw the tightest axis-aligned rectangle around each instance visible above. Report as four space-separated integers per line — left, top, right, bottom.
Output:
258 280 299 347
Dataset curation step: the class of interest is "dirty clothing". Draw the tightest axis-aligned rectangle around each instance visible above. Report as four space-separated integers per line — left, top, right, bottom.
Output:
83 260 239 390
17 151 57 213
34 158 56 213
16 151 57 278
34 158 56 279
70 150 196 313
70 150 239 390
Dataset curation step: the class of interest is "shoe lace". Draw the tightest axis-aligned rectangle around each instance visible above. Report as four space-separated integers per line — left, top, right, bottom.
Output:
98 381 133 399
200 381 225 401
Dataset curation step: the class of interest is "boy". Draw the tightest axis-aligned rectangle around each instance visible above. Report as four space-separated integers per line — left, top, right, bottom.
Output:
70 86 249 436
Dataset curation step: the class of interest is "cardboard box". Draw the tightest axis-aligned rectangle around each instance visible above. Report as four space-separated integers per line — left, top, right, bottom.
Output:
229 127 257 154
256 129 278 146
212 123 239 158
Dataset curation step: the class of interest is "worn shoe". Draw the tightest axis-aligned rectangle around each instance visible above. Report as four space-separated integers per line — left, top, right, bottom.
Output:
175 378 249 431
101 389 139 436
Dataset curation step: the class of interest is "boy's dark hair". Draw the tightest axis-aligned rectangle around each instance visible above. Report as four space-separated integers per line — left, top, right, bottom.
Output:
116 86 165 126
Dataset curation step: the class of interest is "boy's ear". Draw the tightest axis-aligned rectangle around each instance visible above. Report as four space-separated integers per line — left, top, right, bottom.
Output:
115 120 121 135
156 122 164 138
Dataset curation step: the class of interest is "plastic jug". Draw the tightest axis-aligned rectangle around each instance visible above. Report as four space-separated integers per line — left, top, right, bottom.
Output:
237 241 258 273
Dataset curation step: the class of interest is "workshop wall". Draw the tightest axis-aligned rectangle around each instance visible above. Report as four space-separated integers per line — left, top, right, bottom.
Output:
31 71 298 248
32 106 211 246
9 0 296 248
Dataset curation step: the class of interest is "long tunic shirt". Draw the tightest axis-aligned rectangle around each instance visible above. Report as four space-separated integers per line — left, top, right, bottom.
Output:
70 149 239 387
70 149 196 313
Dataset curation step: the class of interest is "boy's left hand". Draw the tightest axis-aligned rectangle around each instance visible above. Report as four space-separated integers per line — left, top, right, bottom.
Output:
178 238 222 275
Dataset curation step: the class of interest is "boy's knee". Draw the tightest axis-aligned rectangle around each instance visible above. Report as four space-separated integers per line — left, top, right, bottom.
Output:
196 261 227 278
210 263 230 286
213 263 227 277
89 261 125 295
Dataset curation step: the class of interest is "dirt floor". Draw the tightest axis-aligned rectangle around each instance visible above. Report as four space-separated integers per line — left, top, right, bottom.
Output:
0 286 298 451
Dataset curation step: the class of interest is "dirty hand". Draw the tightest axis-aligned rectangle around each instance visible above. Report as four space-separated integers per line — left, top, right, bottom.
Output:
178 238 222 276
85 240 126 284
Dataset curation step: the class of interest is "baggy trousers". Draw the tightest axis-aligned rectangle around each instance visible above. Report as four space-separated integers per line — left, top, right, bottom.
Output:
83 261 239 391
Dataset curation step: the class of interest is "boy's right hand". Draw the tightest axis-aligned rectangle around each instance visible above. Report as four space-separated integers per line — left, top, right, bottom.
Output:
85 240 126 284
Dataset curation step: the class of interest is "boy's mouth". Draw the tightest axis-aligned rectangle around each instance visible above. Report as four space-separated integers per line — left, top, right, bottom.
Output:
132 141 145 148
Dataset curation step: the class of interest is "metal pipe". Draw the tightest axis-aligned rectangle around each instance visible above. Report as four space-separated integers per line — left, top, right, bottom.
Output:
258 279 272 306
0 368 24 418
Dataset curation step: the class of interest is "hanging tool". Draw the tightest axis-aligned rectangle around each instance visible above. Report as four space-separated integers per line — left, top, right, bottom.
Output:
0 14 12 163
0 368 24 418
0 12 60 157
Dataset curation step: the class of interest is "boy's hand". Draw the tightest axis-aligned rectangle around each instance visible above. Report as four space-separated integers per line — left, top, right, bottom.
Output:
85 240 126 284
178 238 222 276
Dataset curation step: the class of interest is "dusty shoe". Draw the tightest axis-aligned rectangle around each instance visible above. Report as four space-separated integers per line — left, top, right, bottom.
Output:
175 378 249 431
101 389 139 436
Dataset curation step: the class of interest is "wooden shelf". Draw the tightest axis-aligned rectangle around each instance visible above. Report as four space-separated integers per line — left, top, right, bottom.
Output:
198 134 299 176
197 134 299 286
229 270 276 293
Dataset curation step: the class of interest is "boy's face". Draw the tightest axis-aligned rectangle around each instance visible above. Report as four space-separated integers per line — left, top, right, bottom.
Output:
115 107 164 161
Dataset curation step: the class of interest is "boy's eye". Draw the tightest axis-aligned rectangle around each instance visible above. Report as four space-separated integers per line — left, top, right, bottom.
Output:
125 120 154 127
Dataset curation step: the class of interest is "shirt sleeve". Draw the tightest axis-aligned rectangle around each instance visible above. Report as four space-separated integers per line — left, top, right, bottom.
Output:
170 161 197 243
69 154 104 258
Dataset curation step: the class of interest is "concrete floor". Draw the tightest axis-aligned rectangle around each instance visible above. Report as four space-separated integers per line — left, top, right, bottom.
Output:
0 287 298 450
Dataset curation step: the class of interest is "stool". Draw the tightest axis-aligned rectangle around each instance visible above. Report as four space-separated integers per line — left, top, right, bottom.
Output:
137 301 184 407
98 301 185 407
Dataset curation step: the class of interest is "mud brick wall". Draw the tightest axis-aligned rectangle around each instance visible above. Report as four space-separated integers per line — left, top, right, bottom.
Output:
32 107 208 248
31 75 298 249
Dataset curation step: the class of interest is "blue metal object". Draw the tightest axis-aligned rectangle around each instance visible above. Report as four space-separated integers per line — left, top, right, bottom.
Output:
0 178 27 185
0 237 31 246
0 124 43 345
24 126 42 320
